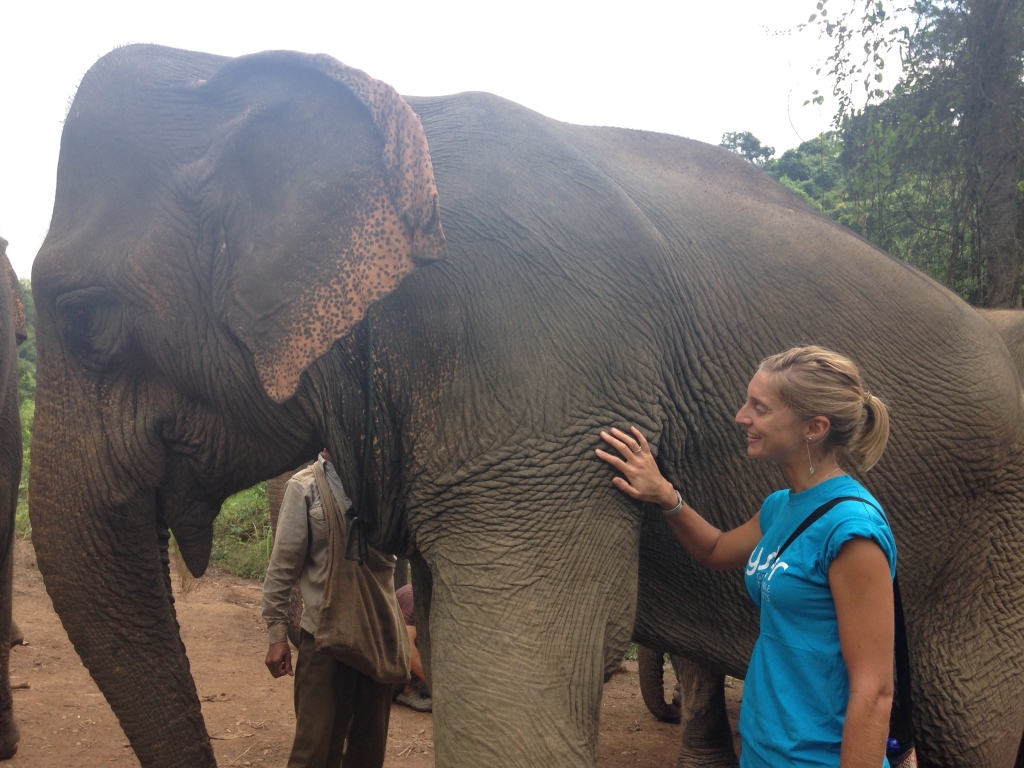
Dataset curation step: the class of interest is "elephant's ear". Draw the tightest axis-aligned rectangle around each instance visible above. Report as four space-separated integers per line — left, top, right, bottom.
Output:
0 240 27 345
310 55 447 264
217 52 446 403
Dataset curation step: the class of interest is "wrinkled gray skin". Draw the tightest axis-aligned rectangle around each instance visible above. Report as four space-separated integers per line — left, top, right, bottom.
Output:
29 45 1024 767
0 239 24 760
981 309 1024 383
637 644 682 723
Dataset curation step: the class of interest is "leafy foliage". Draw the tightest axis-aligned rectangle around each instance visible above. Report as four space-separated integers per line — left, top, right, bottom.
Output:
766 133 849 219
719 132 777 168
802 0 1024 306
17 278 35 405
209 483 273 580
15 278 35 537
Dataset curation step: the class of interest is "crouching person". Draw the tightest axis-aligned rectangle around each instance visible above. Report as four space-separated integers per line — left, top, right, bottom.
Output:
263 449 411 768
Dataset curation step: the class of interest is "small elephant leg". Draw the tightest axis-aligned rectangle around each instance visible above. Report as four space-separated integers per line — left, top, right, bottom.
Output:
637 645 680 723
410 553 433 687
671 655 738 768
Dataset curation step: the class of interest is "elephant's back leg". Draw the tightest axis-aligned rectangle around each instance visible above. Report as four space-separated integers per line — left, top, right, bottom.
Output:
671 655 737 768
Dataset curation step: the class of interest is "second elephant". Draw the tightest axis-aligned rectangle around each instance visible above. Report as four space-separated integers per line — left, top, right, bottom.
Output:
637 646 738 768
0 238 25 760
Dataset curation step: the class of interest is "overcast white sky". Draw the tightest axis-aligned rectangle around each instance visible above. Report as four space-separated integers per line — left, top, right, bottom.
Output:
1 0 842 278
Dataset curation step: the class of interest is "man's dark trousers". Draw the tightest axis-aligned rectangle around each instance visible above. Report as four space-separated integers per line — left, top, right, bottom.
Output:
287 630 394 768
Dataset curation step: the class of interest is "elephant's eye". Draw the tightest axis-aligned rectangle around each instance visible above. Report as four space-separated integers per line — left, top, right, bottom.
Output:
56 289 126 371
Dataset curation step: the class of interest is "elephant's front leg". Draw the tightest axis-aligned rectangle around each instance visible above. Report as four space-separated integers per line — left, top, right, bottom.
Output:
421 515 638 768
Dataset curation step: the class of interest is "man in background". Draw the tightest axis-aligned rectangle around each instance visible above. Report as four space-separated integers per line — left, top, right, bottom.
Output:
263 450 394 768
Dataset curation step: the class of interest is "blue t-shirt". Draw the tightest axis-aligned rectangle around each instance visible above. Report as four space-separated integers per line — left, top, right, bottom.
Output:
739 475 897 768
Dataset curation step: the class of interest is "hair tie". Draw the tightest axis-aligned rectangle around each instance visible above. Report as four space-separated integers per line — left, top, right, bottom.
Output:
862 391 872 407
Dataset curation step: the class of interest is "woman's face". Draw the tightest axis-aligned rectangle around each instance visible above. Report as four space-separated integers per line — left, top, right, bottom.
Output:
734 369 809 465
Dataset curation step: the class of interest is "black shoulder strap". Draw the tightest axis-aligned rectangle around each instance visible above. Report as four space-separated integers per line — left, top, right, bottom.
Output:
774 495 876 559
890 574 915 752
345 314 375 565
773 494 915 754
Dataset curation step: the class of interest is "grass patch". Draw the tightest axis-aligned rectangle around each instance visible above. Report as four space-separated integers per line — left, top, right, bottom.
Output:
208 482 272 580
623 642 638 662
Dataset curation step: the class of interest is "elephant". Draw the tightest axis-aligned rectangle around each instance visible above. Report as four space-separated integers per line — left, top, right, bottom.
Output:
0 237 25 759
637 644 682 724
27 44 1024 767
637 647 738 767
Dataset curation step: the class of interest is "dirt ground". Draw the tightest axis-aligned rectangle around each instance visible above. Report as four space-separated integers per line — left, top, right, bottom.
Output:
4 539 741 767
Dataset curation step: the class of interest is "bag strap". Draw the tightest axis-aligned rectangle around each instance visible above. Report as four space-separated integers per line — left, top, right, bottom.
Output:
775 495 854 560
890 575 914 752
773 494 915 753
345 313 375 565
312 461 348 550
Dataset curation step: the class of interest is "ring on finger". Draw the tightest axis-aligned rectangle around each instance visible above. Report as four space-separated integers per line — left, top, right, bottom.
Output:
632 448 642 454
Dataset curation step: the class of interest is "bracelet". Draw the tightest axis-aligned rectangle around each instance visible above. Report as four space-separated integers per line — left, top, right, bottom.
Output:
662 490 684 516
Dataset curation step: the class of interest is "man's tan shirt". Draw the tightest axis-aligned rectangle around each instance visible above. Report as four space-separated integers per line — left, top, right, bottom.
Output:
261 455 352 645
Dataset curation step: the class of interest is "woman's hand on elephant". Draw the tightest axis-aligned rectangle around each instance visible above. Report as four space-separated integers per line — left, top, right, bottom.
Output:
265 641 293 678
596 427 678 510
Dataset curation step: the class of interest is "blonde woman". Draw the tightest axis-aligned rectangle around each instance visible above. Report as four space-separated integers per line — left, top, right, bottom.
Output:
598 346 896 768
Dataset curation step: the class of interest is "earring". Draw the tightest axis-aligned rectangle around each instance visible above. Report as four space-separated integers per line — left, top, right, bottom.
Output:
807 438 815 475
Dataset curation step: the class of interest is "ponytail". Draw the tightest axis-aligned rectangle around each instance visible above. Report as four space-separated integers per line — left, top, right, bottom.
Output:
759 346 890 472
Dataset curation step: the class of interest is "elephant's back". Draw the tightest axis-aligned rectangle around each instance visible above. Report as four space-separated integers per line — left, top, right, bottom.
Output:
409 92 1021 455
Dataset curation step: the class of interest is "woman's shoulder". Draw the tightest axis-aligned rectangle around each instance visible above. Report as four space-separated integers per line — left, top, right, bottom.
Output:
762 488 790 507
829 478 887 521
818 479 897 575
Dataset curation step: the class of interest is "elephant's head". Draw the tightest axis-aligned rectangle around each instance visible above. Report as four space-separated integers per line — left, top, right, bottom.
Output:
30 45 444 766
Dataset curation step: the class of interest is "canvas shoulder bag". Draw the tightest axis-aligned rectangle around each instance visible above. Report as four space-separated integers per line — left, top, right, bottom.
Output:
311 461 411 684
776 495 917 768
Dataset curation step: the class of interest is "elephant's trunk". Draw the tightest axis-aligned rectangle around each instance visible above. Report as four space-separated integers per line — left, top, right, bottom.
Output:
28 360 215 767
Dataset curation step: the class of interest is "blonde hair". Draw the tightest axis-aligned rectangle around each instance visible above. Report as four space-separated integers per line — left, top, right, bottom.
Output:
759 346 890 472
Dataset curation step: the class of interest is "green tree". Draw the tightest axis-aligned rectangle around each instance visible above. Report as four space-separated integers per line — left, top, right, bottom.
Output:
807 0 1024 307
17 278 35 405
16 278 35 531
720 131 777 167
769 133 845 208
721 130 853 221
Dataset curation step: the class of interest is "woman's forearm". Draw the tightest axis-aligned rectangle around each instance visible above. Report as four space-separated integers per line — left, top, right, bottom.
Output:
840 688 892 768
662 502 728 569
660 490 763 571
